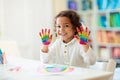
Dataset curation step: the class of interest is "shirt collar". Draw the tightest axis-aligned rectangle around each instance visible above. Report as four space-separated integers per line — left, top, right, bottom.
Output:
60 38 76 46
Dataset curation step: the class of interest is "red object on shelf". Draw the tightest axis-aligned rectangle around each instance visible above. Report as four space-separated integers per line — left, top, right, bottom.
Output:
113 48 120 58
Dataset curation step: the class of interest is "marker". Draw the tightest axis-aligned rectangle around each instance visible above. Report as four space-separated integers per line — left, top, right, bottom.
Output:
0 49 3 64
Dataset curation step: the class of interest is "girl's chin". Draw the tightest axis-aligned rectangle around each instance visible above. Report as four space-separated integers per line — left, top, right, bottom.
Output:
61 38 69 43
61 37 66 40
61 38 66 41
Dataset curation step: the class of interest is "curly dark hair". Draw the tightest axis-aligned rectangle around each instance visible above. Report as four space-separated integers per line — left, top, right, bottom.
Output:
54 10 82 35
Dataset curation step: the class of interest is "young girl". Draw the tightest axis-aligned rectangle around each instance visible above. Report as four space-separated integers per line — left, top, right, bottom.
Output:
39 10 96 67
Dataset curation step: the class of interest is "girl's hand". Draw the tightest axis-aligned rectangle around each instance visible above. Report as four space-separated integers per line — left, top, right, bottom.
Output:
0 49 7 64
75 26 90 45
2 52 7 64
39 28 52 45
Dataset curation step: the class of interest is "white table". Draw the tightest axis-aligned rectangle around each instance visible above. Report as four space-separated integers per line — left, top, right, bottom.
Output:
0 56 113 80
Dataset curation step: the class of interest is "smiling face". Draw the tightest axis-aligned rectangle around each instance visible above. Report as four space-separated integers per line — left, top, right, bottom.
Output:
56 17 76 43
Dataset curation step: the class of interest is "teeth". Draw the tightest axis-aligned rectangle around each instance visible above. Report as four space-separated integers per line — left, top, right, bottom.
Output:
59 33 66 36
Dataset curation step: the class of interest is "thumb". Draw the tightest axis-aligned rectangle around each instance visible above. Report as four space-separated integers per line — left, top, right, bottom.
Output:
74 35 80 42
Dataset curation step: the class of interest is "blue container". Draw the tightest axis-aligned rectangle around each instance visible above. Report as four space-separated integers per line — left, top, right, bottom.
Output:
0 49 3 64
68 0 77 10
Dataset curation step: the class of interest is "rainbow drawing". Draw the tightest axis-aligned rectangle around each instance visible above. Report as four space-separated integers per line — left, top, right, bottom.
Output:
38 65 74 73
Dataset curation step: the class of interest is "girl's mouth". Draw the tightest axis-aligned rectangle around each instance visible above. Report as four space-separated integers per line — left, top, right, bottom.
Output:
61 33 67 36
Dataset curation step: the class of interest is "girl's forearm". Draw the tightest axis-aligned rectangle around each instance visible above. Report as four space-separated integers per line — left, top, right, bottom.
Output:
41 45 49 53
83 44 89 53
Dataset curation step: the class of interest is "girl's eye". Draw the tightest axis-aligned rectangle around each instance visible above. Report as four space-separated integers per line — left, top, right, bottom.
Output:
56 26 61 28
64 24 69 27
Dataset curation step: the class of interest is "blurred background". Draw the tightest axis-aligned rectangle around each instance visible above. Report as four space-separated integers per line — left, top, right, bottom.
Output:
0 0 120 64
0 0 67 60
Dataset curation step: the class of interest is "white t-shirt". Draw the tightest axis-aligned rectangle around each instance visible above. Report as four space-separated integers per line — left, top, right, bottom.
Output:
40 38 96 67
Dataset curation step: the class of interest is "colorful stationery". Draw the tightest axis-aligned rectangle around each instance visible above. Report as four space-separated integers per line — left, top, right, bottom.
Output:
0 48 3 64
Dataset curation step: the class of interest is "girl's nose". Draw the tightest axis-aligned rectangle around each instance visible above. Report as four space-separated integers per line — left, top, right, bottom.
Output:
60 27 65 31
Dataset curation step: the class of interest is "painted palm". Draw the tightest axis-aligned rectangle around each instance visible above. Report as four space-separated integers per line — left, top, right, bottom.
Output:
75 26 90 45
39 28 52 45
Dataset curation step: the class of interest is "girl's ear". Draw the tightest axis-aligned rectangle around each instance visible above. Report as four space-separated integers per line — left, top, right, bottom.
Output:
75 31 78 35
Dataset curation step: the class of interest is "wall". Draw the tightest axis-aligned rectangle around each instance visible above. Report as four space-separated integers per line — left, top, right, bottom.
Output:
52 0 67 16
0 0 53 60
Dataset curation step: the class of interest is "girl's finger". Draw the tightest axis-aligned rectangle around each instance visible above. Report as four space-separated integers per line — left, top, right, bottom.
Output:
74 35 80 42
88 31 91 36
42 29 44 35
76 27 81 34
49 35 52 42
45 28 47 35
39 32 42 38
48 29 50 35
85 27 88 33
84 27 88 36
80 26 84 34
80 26 84 32
49 34 52 39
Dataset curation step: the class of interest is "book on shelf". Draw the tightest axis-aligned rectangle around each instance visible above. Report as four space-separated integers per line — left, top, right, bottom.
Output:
96 30 120 43
112 47 120 59
98 15 107 28
99 47 111 61
101 30 108 43
81 0 92 10
110 12 120 28
116 32 120 43
96 0 119 10
96 30 102 43
67 0 77 10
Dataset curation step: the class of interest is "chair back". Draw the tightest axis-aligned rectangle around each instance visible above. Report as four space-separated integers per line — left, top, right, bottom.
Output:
0 40 21 57
105 59 116 72
89 59 116 80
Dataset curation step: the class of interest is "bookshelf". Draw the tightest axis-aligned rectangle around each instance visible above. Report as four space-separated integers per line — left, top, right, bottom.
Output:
67 0 120 64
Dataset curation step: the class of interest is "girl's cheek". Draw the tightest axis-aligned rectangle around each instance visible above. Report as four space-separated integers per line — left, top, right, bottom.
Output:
57 30 61 35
